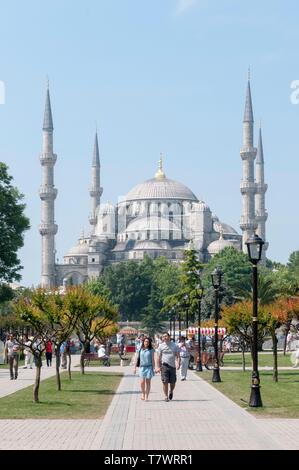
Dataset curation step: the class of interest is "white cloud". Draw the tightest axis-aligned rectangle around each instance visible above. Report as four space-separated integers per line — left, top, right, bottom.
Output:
175 0 198 15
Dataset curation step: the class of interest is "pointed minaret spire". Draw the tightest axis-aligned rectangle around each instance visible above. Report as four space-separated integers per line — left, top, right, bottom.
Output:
256 125 264 164
240 72 257 253
43 81 54 131
243 71 254 124
39 83 58 287
255 125 268 262
89 131 103 232
92 131 100 167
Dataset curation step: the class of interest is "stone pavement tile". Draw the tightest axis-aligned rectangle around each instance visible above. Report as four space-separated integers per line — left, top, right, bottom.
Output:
256 419 299 450
0 419 102 450
91 368 283 450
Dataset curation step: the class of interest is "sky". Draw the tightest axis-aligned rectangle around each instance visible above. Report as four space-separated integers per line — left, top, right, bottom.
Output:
0 0 299 287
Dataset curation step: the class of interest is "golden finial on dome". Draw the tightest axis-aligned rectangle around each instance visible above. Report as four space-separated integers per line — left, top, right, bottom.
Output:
155 152 166 179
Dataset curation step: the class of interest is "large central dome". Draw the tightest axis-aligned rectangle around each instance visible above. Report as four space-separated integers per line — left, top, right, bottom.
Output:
125 156 198 202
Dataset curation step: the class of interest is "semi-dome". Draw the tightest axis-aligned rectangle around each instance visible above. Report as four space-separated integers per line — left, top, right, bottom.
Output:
125 216 181 233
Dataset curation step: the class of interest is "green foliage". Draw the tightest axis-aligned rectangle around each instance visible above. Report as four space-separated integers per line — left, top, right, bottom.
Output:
287 250 299 275
200 284 235 320
91 255 181 322
0 163 30 282
202 247 252 298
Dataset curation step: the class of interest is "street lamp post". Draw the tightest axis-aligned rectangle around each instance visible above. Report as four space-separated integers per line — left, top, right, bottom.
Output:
211 267 223 383
196 282 204 372
246 233 264 408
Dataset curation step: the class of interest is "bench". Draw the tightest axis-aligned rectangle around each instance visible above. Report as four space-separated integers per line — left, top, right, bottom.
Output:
82 352 110 367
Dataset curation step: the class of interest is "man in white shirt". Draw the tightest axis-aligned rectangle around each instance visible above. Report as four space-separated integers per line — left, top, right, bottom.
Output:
156 332 180 402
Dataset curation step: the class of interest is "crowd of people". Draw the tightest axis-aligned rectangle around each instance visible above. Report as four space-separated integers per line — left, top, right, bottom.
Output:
2 334 73 380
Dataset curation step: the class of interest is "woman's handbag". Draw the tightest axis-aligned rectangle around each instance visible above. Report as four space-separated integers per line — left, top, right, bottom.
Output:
136 351 141 367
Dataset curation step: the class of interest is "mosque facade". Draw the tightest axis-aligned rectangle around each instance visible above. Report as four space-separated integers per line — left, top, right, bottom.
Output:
39 77 267 288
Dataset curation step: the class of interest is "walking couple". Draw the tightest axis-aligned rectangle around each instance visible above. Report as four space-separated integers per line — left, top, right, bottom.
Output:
134 332 181 402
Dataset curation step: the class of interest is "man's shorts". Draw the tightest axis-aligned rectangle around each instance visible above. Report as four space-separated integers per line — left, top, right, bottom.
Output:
161 363 177 384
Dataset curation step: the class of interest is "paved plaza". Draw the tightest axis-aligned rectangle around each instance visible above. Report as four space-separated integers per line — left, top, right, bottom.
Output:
1 359 299 450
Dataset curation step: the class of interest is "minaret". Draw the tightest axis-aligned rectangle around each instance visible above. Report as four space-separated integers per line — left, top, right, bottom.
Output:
240 71 257 252
89 131 103 232
39 84 58 288
255 125 268 261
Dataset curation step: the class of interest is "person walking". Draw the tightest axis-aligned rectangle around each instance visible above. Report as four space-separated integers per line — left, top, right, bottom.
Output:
45 340 53 367
5 334 20 380
23 336 34 369
178 336 190 381
156 332 180 402
60 341 67 369
134 337 155 401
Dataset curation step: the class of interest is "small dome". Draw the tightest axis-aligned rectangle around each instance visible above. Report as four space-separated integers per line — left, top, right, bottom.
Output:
213 220 238 236
208 236 240 255
66 239 90 256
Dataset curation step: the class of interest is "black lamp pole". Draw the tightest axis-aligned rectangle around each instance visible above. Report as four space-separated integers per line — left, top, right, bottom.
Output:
246 234 264 407
211 267 222 383
196 290 203 372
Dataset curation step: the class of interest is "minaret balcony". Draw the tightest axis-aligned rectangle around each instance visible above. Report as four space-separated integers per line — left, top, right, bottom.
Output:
89 187 102 197
39 153 57 166
240 147 257 160
39 186 58 200
89 215 97 225
240 181 256 194
39 223 58 236
255 183 268 193
255 210 268 222
239 217 257 231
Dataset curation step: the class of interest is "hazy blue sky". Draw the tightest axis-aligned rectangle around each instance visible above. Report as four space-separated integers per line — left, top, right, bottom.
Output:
0 0 299 286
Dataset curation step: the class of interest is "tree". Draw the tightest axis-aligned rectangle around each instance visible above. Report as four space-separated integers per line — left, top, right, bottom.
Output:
13 293 55 403
287 250 299 276
221 301 268 371
73 286 119 374
202 247 252 299
0 163 30 282
141 257 181 336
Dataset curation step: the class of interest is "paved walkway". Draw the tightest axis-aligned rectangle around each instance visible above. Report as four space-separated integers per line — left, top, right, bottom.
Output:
1 361 299 450
0 355 81 398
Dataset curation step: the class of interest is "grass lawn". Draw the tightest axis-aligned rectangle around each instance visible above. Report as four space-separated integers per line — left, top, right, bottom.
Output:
0 359 25 369
0 371 122 419
199 369 299 418
223 352 292 368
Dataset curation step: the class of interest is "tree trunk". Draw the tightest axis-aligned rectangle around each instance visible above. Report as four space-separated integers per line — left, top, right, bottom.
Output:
241 345 246 372
33 356 42 403
272 331 278 382
56 347 61 391
68 350 71 380
80 349 85 375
